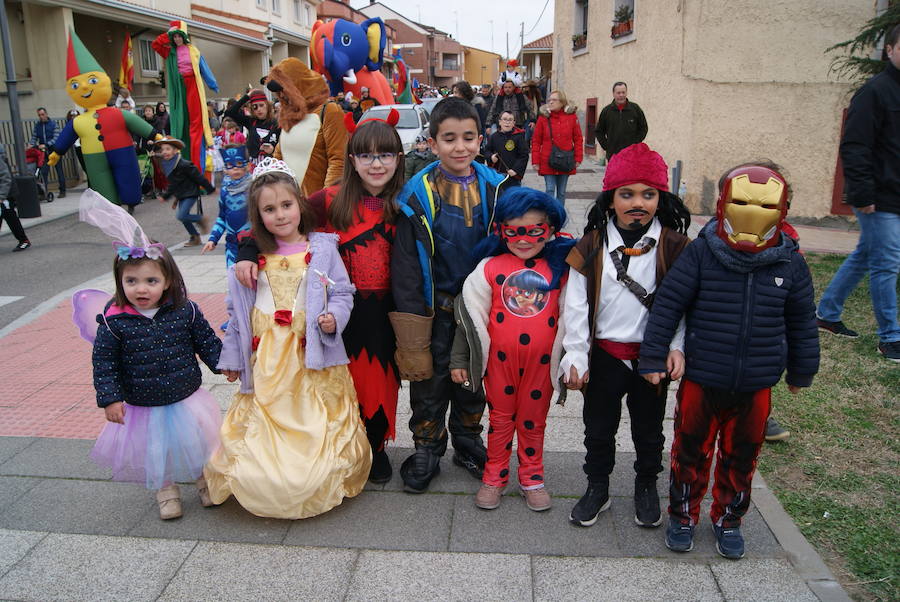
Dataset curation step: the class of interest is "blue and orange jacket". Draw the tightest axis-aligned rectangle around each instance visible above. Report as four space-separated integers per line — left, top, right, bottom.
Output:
391 160 506 316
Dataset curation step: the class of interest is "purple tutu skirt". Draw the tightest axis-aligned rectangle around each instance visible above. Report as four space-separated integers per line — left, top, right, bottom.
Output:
90 388 222 490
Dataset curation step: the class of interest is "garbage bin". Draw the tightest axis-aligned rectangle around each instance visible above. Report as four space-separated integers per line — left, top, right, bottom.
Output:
13 175 40 219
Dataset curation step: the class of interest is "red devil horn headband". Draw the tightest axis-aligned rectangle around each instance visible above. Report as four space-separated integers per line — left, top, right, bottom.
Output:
344 108 401 134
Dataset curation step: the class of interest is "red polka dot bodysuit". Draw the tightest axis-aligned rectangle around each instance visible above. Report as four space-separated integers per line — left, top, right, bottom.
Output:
481 252 563 489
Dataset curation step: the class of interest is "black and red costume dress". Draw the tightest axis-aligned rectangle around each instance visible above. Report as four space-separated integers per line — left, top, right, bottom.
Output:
310 186 399 450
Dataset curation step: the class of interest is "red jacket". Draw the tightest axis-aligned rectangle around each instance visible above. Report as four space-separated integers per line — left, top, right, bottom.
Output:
531 107 583 176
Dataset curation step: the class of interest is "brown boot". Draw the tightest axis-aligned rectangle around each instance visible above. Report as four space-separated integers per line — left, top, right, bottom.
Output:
184 234 202 247
388 310 434 381
196 476 215 507
474 484 505 509
522 486 552 512
156 485 182 520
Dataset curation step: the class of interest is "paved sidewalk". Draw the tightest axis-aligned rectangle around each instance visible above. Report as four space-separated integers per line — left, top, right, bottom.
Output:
0 166 852 600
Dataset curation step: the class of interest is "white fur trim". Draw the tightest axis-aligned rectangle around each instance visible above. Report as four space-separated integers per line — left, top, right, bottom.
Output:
461 257 493 378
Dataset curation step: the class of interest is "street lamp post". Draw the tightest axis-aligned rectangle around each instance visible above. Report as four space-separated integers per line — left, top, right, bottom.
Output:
0 0 27 173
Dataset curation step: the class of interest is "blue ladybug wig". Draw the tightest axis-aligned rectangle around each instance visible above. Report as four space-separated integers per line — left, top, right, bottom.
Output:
472 186 576 290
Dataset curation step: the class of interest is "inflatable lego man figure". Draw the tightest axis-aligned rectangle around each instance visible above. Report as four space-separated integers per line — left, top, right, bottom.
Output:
153 21 219 173
49 29 155 207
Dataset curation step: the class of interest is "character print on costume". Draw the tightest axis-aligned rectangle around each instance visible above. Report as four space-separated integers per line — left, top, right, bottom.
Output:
505 139 516 152
501 269 549 317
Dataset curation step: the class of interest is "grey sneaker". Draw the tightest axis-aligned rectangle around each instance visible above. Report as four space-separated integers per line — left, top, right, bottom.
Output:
765 417 790 442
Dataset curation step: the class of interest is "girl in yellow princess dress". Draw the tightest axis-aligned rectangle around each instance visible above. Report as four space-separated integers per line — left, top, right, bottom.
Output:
204 158 371 519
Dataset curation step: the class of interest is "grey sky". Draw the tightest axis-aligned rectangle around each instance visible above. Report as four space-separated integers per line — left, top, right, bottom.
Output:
349 0 554 58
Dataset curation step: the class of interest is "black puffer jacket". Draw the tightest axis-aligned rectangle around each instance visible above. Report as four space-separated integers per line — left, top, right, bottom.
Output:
92 300 222 407
161 157 214 201
840 61 900 214
639 221 819 392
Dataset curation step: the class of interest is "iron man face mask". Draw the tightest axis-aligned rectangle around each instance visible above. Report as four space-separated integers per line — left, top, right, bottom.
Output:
716 166 788 253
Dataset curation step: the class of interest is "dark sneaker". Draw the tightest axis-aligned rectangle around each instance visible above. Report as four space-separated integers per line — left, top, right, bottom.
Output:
57 191 66 198
368 449 392 484
451 438 487 480
817 318 859 338
400 447 440 493
634 478 662 527
878 341 900 363
665 520 695 552
13 241 31 252
569 481 610 527
765 417 790 442
713 524 745 559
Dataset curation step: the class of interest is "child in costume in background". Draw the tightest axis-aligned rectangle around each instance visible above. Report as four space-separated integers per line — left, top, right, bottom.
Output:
404 135 435 181
560 143 691 529
639 163 819 559
235 117 404 484
79 192 222 521
156 136 215 247
205 159 370 519
486 110 529 188
202 145 251 266
391 97 508 493
450 187 575 511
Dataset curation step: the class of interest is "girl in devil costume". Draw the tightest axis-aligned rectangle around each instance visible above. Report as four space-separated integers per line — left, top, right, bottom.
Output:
449 187 575 512
234 113 404 484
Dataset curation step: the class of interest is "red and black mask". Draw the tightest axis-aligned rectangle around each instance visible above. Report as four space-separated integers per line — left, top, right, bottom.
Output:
497 222 552 245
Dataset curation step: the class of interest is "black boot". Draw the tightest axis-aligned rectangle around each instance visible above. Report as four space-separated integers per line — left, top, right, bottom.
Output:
400 447 441 493
368 449 392 484
634 477 662 527
569 480 610 527
451 436 486 480
364 410 392 484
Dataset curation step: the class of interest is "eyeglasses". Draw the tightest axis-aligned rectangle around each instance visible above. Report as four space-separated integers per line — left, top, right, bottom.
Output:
353 152 398 166
499 117 515 122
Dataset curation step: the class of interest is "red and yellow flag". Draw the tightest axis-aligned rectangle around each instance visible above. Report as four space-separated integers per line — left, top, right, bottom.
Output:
117 32 134 91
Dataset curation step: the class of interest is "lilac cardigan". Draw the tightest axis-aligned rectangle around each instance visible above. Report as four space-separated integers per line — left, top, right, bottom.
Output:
218 231 356 393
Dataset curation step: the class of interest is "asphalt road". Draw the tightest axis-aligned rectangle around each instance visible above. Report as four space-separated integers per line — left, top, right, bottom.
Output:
0 194 219 330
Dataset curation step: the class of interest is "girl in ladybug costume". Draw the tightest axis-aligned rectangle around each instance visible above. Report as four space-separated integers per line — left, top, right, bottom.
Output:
450 187 575 511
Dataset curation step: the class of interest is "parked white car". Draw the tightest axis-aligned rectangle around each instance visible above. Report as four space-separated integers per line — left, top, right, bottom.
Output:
358 104 430 153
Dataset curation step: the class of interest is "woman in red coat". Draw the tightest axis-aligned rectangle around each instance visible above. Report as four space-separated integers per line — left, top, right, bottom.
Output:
531 90 583 205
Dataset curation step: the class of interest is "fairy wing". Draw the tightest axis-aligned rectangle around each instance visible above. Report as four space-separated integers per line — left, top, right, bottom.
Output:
71 289 111 344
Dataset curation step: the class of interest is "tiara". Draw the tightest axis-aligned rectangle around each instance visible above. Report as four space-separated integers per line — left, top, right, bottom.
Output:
252 157 297 181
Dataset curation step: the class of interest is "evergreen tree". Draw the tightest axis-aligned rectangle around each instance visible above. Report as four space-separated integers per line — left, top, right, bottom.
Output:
827 4 900 85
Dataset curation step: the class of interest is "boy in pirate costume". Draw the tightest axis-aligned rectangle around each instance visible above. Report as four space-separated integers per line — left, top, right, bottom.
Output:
391 97 507 493
640 163 819 559
560 143 691 529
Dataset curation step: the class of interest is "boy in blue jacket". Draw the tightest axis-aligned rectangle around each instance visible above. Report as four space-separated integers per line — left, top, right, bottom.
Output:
639 164 819 559
389 97 507 493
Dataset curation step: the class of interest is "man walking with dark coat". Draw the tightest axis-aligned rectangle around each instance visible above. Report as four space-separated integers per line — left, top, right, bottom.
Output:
594 82 648 160
816 24 900 362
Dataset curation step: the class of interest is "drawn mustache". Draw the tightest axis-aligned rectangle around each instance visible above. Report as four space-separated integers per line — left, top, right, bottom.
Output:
625 209 649 216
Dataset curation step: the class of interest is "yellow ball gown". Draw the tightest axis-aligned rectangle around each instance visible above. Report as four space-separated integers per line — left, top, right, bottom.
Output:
205 250 371 518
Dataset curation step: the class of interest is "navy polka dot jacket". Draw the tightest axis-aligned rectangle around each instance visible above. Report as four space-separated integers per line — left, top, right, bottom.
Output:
92 300 223 408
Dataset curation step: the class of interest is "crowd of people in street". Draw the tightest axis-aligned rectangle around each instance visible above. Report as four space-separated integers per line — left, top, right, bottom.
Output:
2 22 897 572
